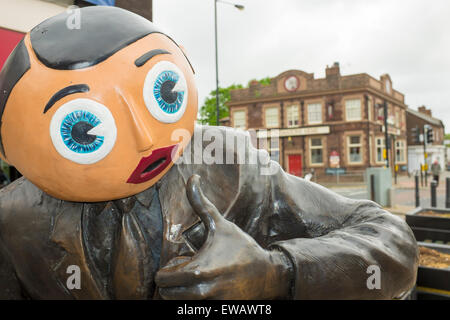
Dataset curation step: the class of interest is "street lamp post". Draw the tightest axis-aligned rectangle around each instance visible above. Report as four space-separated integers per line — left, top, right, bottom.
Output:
214 0 244 126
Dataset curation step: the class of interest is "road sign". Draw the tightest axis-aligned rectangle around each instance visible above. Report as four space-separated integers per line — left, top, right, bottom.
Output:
329 150 340 168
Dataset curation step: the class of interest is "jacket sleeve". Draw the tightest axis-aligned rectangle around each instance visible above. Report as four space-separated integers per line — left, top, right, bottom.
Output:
220 128 419 300
186 126 419 299
266 167 419 299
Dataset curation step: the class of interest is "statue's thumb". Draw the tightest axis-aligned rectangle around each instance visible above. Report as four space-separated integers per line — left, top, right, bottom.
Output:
186 174 223 237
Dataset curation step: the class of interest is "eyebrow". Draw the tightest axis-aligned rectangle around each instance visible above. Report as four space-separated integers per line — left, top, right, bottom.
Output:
135 49 171 67
44 84 90 114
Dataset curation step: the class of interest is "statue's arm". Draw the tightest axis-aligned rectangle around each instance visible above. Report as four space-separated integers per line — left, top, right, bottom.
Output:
268 173 419 299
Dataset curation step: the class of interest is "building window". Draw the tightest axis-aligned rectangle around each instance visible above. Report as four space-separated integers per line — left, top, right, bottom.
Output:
385 80 391 94
376 104 384 123
376 137 385 163
368 98 372 121
307 103 322 124
348 135 362 163
265 107 279 128
345 99 362 121
286 105 299 127
268 136 280 163
310 137 323 164
395 140 406 163
395 109 400 127
233 110 246 129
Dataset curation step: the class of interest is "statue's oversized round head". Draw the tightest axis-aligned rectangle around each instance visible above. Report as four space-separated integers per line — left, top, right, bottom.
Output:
0 6 198 202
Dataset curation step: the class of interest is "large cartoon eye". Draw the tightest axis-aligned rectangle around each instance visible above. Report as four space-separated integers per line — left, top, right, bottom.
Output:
50 98 117 164
143 61 188 123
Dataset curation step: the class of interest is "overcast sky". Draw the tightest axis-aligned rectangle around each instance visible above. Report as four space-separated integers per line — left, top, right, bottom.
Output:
154 0 450 130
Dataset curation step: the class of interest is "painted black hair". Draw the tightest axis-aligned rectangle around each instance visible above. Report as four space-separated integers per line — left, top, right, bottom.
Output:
30 6 162 70
0 40 30 158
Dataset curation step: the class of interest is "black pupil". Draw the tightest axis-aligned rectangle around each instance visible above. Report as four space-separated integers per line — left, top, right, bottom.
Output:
161 80 178 104
71 121 96 145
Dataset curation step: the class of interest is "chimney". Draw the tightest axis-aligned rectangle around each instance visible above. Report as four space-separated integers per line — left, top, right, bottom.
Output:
418 106 432 117
326 62 340 77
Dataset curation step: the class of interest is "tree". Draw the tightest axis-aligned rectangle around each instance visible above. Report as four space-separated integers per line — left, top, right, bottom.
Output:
198 84 243 125
198 77 271 125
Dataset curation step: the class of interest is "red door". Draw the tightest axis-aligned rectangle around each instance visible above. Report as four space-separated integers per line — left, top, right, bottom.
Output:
288 154 302 177
0 28 25 70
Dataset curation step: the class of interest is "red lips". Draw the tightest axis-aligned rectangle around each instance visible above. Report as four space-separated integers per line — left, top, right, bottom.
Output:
127 144 178 184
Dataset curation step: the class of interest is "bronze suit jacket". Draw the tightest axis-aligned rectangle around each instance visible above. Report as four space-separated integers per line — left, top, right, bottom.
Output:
0 125 418 299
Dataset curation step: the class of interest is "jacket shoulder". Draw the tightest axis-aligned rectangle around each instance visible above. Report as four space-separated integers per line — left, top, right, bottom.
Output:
0 177 46 217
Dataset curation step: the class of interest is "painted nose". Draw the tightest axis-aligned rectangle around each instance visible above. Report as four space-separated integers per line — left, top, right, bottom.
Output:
118 92 154 152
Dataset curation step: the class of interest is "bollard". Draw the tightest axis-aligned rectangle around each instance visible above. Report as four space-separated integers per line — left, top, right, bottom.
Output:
446 177 450 209
415 175 420 208
430 180 437 208
420 168 423 187
370 174 375 202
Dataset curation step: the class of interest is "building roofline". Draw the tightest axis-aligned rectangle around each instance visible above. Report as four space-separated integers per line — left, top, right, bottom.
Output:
228 86 407 108
406 108 444 127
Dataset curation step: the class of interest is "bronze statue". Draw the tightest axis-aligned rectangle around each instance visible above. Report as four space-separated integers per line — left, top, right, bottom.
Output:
0 7 418 299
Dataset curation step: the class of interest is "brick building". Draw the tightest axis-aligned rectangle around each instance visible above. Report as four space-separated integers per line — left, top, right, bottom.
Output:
406 106 446 173
227 63 408 180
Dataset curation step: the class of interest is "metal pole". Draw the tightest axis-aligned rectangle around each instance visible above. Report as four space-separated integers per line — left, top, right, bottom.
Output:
430 180 437 208
415 174 420 207
392 135 397 184
420 164 423 187
370 174 375 202
214 0 220 126
446 177 450 208
423 125 428 187
383 101 389 168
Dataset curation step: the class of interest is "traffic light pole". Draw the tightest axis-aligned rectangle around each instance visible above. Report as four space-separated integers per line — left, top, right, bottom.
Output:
392 134 397 184
423 125 428 187
383 101 389 168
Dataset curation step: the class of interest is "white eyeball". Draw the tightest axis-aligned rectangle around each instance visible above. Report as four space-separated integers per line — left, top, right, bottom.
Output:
49 98 117 164
143 61 188 123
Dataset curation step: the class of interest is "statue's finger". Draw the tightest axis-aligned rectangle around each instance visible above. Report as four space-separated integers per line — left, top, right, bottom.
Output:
159 283 212 300
155 262 215 288
186 174 223 235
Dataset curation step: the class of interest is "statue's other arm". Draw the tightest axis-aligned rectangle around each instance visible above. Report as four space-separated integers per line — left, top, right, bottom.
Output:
267 171 419 299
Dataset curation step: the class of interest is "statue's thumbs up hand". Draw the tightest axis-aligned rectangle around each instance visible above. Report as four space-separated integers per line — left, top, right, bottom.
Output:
155 174 293 300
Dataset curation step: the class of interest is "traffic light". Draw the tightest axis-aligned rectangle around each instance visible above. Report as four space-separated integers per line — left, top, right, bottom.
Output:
411 126 421 144
426 127 434 143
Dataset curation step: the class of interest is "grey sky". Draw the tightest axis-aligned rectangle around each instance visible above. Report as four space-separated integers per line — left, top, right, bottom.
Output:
154 0 450 130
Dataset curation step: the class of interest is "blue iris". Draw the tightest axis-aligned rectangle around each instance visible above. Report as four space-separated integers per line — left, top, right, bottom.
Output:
60 110 104 154
153 70 184 114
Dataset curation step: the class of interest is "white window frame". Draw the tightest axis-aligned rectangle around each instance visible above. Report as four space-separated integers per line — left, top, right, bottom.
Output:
347 135 363 164
395 140 406 164
233 110 246 129
375 137 385 164
265 107 279 128
345 99 362 121
307 103 322 124
368 98 373 121
286 105 299 128
309 137 324 165
268 135 280 163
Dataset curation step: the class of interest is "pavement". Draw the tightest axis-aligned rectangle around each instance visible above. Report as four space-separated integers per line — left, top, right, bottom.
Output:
322 170 450 218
